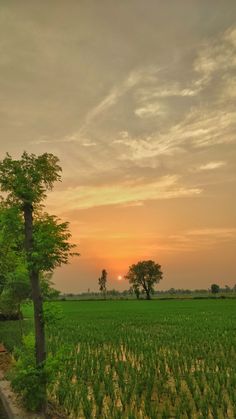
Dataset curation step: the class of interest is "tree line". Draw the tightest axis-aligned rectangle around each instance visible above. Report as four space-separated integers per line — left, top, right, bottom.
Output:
96 261 163 300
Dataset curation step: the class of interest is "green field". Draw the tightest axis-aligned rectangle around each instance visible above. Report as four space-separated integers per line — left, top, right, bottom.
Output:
1 299 236 418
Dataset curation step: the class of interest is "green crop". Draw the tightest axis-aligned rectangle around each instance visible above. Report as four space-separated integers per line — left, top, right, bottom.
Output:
1 299 236 418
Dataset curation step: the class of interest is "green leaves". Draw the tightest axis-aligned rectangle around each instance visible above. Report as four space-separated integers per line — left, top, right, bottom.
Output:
0 152 78 316
32 212 79 272
0 203 28 312
0 152 61 205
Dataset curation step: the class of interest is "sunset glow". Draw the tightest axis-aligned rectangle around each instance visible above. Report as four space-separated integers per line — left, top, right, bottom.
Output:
1 1 236 293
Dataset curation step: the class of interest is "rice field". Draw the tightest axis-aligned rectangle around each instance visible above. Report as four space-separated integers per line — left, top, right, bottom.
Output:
2 299 236 418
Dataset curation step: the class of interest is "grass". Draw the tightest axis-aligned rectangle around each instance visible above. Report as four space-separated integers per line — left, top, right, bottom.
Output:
1 299 236 418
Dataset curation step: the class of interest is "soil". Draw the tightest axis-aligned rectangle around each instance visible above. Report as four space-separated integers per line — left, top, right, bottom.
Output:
0 344 67 419
0 399 7 419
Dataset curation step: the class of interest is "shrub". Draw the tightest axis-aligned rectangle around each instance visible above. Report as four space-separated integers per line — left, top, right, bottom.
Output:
9 333 63 411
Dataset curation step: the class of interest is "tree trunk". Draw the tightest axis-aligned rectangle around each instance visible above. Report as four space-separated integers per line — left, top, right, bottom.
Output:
17 304 23 339
31 270 46 364
23 204 46 365
142 280 151 300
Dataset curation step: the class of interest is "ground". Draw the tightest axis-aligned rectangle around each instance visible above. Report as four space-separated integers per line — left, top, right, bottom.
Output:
1 299 236 418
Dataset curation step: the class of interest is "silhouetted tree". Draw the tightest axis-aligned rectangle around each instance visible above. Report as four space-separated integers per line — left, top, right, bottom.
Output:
98 269 107 299
125 260 163 300
211 283 220 294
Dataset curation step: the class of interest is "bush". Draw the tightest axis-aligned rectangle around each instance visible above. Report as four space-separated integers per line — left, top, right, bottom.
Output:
9 334 45 411
9 333 64 412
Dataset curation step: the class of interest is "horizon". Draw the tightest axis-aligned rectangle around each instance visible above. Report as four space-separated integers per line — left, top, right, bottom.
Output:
60 284 235 295
1 0 236 293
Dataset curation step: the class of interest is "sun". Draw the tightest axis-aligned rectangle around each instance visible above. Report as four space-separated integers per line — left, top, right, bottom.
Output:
117 275 123 281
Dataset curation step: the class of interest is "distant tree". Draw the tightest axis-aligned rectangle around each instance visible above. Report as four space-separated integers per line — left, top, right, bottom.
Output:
98 269 107 299
169 288 177 295
211 283 220 294
107 288 119 297
125 260 163 300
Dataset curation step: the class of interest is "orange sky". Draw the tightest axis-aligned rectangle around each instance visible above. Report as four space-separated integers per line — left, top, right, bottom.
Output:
48 189 236 292
0 1 236 292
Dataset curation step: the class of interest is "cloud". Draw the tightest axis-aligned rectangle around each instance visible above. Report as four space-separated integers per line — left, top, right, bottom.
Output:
135 102 166 118
193 26 236 90
133 28 236 114
77 67 159 135
153 228 236 253
117 107 236 164
81 141 97 147
186 228 236 238
136 84 200 106
47 175 201 211
36 67 161 146
198 161 226 171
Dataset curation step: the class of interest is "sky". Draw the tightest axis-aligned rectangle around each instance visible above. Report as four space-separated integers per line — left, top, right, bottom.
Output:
0 0 236 292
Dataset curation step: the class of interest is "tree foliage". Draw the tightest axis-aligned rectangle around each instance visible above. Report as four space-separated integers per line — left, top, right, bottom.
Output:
0 203 77 310
211 283 220 294
125 260 163 299
98 269 107 299
32 212 78 272
0 203 29 318
0 152 61 205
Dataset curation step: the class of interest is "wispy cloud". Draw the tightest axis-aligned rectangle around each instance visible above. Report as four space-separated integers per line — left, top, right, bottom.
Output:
116 107 236 164
198 161 226 171
186 228 236 238
47 175 201 211
194 26 236 84
135 102 166 118
143 228 236 254
81 71 143 126
133 28 236 117
64 67 160 142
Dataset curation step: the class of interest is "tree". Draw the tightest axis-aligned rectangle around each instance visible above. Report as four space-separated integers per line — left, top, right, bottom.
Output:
130 284 140 299
211 283 220 294
125 260 163 300
0 205 71 308
0 152 61 368
98 269 107 299
0 152 78 411
0 202 30 322
40 273 60 301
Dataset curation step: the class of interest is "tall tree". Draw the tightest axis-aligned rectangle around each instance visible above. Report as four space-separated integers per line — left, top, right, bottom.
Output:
0 152 78 411
98 269 107 299
0 152 61 367
125 260 163 300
